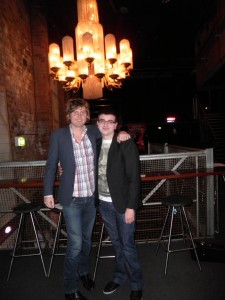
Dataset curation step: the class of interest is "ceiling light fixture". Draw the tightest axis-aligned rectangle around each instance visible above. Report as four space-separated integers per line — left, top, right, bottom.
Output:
48 0 133 100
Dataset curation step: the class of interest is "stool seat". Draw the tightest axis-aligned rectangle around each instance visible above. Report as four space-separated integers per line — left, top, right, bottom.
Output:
50 203 63 213
13 203 42 214
7 202 48 280
156 194 201 275
162 195 193 207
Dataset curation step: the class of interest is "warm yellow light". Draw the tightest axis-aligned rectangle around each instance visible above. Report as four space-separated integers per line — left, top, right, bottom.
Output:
15 136 26 147
48 0 133 99
62 36 74 64
105 34 117 61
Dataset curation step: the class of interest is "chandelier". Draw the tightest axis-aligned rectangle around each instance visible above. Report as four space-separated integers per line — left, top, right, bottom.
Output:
48 0 133 100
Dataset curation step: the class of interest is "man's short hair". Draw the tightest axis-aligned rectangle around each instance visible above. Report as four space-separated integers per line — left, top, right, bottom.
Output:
97 106 118 121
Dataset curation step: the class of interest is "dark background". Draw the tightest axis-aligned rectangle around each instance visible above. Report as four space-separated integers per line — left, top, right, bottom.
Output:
42 0 221 146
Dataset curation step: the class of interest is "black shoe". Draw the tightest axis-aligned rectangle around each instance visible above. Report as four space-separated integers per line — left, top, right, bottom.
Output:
103 281 120 295
130 290 143 300
65 291 88 300
80 274 95 291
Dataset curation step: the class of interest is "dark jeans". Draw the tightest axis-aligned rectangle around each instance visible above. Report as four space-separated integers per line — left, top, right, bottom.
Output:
63 196 96 294
98 200 143 291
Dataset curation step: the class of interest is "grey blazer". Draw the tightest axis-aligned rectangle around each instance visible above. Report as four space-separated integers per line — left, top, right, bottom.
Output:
44 125 100 206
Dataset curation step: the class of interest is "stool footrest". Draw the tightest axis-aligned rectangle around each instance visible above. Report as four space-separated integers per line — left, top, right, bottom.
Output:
156 200 202 275
7 207 48 281
93 222 115 281
47 210 67 277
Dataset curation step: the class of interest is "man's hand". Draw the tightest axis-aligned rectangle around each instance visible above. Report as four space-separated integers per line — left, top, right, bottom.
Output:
44 196 55 209
117 131 131 143
125 208 135 224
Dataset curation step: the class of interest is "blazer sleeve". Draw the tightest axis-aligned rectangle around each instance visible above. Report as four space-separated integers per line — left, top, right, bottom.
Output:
107 136 141 212
43 130 60 196
121 139 141 209
43 127 74 199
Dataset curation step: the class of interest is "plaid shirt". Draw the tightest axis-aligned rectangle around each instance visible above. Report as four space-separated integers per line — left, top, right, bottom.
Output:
70 126 95 197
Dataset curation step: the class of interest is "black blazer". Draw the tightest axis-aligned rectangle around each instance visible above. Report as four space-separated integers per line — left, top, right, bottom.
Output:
44 124 101 206
96 134 142 213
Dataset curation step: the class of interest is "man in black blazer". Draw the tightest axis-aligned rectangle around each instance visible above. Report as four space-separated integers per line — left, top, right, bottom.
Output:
96 107 143 300
44 98 130 300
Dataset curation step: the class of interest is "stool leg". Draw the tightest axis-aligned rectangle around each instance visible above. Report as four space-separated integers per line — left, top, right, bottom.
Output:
156 207 170 254
7 213 24 281
178 207 188 248
48 211 62 277
30 212 47 277
182 207 202 271
165 207 174 275
93 222 105 281
34 212 49 252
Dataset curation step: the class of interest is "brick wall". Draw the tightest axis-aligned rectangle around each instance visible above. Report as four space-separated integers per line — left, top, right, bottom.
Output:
0 0 60 161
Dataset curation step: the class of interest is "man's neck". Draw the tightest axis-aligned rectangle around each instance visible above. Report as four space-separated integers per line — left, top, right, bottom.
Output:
70 123 85 132
102 133 114 140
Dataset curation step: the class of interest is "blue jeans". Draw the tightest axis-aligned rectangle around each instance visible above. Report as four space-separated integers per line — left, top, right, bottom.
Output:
63 196 96 294
98 200 143 291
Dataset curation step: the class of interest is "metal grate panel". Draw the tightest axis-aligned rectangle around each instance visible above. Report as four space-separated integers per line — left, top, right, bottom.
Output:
0 146 214 249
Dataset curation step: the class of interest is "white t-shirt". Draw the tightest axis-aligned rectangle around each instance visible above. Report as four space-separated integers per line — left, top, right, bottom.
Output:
98 139 112 202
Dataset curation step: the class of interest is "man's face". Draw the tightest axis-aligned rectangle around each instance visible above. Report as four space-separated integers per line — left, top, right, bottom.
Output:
97 114 117 138
70 107 87 127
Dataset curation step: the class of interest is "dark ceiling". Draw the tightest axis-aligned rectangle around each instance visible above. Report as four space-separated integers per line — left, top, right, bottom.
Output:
42 0 214 75
40 0 219 124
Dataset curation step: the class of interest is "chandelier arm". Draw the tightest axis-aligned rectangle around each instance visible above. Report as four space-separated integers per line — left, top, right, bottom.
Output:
103 76 122 91
61 78 82 93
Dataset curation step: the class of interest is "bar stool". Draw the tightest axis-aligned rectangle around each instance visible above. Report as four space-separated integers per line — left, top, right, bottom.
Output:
93 221 115 280
7 202 48 280
156 195 202 275
48 204 67 277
